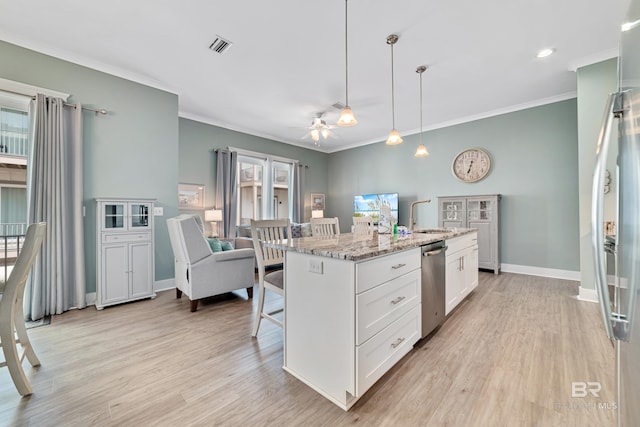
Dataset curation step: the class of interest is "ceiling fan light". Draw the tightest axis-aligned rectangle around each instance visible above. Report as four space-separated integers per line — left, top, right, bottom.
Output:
414 144 429 157
337 106 358 127
310 129 320 142
386 129 403 145
321 128 330 139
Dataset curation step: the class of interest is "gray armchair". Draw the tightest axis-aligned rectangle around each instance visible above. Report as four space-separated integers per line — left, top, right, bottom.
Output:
167 215 255 312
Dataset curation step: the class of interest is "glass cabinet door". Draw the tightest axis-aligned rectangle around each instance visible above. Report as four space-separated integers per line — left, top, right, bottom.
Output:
468 199 492 221
130 203 151 228
103 204 125 229
443 201 464 221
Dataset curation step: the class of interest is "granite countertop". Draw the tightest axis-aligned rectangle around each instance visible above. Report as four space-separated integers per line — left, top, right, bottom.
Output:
268 228 476 262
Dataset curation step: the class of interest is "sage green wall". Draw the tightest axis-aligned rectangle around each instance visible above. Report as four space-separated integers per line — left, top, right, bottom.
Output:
178 117 329 223
0 40 180 292
577 58 619 292
328 99 580 272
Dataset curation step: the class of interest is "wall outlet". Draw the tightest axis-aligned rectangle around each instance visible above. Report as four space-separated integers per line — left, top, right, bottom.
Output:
309 259 323 274
153 207 164 216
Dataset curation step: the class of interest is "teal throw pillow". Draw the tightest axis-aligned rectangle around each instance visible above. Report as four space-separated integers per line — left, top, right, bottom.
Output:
207 238 223 253
221 240 234 251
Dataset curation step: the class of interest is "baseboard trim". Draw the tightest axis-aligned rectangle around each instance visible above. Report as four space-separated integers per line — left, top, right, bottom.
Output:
500 263 581 281
154 278 175 292
578 286 599 303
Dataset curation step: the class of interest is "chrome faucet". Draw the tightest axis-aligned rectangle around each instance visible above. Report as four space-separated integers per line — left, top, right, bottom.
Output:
409 199 431 231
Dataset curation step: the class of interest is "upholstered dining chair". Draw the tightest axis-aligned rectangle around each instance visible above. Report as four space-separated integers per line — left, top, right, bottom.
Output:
352 216 374 235
250 218 291 337
311 217 340 237
0 222 46 396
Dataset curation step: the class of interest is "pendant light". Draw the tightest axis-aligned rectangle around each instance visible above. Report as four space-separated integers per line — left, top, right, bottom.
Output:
337 0 357 127
385 34 402 145
414 65 430 157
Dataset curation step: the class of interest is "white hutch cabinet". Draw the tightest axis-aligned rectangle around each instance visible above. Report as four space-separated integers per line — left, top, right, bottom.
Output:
95 198 156 309
438 194 501 274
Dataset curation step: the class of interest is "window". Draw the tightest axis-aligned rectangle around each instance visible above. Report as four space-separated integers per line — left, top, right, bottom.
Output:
0 93 30 282
235 149 294 224
0 106 29 155
0 100 29 236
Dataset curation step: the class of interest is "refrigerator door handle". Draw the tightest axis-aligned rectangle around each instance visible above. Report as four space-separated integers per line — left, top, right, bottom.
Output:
591 92 618 341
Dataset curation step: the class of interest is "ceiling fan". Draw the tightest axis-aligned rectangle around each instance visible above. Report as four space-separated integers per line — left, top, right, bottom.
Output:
303 112 337 144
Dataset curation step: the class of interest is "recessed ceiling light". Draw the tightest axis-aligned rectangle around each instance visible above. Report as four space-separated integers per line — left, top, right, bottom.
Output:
537 48 555 58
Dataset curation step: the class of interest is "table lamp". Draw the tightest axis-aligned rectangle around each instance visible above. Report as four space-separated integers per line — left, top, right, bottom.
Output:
205 209 223 237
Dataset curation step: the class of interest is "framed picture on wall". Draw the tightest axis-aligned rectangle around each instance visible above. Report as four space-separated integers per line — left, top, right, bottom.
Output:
311 193 325 210
178 183 205 210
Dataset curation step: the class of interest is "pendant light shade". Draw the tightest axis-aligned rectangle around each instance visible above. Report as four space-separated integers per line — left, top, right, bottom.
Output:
387 129 403 145
414 65 430 157
337 106 357 127
386 34 402 145
415 144 429 157
338 0 357 127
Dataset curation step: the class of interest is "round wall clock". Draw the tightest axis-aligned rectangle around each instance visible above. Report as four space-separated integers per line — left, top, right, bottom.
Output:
451 148 492 183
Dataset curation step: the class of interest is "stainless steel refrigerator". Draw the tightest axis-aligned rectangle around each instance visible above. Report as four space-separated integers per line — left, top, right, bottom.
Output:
592 0 640 425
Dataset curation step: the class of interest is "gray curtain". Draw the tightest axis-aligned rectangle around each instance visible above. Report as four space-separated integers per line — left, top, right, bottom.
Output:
25 94 86 320
215 149 238 238
292 163 306 223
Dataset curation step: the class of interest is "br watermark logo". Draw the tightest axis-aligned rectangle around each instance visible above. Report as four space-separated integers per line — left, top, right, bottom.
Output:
571 382 601 398
554 381 617 411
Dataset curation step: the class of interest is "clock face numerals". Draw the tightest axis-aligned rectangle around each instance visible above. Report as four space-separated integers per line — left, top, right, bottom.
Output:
452 148 491 182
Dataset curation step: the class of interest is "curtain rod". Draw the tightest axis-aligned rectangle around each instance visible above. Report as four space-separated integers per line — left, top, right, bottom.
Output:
1 88 108 116
214 148 309 168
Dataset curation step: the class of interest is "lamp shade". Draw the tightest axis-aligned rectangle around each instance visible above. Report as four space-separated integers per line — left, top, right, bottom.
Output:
415 144 429 157
386 129 403 145
205 209 223 222
337 107 357 127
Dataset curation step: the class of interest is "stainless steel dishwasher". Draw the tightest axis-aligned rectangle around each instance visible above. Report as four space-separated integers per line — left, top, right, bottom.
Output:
421 240 446 338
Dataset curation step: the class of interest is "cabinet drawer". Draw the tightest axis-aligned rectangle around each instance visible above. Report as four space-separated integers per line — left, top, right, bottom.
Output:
356 248 420 293
356 305 420 396
102 233 151 243
356 269 420 345
446 232 477 255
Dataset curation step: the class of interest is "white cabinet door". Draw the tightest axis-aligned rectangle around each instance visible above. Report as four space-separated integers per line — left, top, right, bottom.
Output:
445 232 478 315
101 244 129 306
445 253 462 315
130 241 153 298
466 246 479 293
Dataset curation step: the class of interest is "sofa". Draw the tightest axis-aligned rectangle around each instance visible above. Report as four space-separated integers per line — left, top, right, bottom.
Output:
167 215 256 312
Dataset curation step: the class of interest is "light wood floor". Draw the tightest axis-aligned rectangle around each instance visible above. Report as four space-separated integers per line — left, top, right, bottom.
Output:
0 272 615 426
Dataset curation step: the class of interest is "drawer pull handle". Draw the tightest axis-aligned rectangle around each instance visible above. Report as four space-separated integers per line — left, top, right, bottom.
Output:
391 337 405 349
391 263 407 270
390 296 406 305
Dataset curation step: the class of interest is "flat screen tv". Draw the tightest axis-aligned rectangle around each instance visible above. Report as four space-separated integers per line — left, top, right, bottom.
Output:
354 193 398 224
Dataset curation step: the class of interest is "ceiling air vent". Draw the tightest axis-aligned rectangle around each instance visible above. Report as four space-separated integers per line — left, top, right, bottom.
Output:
209 35 233 54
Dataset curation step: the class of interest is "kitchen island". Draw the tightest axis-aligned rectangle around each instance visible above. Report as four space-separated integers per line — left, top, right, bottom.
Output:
271 228 477 410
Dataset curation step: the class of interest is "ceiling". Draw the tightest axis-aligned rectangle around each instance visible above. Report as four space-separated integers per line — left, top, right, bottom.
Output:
0 0 630 153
